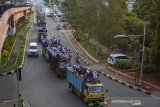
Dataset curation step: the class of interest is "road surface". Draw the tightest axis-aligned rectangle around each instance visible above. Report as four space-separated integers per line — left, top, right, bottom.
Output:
0 16 160 107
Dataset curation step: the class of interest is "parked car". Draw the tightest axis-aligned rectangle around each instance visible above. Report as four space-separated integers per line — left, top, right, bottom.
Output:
28 42 38 56
107 54 131 65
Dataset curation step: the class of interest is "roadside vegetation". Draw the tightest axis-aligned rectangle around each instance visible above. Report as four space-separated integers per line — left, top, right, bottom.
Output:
0 13 32 73
56 0 160 84
1 36 16 66
0 17 29 67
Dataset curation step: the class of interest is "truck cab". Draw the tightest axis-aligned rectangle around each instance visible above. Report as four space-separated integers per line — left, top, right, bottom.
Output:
83 83 105 106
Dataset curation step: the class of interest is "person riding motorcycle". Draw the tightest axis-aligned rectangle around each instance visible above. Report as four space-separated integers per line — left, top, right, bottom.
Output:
75 53 80 64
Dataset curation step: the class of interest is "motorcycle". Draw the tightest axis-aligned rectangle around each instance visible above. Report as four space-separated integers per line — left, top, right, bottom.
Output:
56 24 61 30
75 56 80 64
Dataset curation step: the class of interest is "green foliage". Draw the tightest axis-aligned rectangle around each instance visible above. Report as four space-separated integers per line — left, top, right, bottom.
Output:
133 0 152 21
132 0 160 72
115 60 132 70
3 36 16 51
0 13 32 73
1 36 16 66
2 50 9 58
79 35 107 60
64 0 126 47
125 15 144 35
151 21 160 71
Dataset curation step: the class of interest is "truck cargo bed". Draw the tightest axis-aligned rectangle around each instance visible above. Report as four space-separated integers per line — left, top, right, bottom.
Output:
67 67 84 93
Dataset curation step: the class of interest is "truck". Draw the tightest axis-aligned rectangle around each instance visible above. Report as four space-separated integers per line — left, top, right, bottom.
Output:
36 11 45 25
67 66 107 106
37 21 47 42
47 45 71 78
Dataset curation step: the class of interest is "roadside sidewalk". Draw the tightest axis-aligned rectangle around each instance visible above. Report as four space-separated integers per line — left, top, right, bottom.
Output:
62 29 160 99
0 99 30 107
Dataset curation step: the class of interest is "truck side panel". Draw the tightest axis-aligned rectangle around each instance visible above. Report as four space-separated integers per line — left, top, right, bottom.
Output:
67 67 83 93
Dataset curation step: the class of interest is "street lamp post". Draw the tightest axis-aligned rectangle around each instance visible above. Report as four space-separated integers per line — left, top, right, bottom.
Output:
16 67 22 107
115 22 146 85
16 68 20 107
139 22 146 85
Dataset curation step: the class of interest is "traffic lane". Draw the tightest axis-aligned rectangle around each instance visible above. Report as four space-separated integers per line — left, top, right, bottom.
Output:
21 24 87 107
46 16 86 66
100 74 160 107
46 16 160 107
0 74 17 101
21 57 86 107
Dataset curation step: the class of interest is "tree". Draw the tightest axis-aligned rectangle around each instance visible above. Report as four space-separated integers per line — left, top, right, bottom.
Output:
64 0 126 48
133 0 160 71
151 21 160 71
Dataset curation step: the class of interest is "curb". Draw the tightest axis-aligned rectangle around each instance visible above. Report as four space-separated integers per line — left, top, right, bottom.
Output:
108 66 160 91
53 9 91 65
68 31 100 64
22 98 31 107
20 23 34 68
62 31 90 66
0 24 34 76
0 98 30 107
98 71 152 96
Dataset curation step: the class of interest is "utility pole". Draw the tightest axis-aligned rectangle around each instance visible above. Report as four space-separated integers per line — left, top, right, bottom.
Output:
16 67 22 107
16 68 20 107
139 22 146 85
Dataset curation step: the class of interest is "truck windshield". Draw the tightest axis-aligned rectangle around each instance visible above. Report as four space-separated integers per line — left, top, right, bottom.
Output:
89 86 103 93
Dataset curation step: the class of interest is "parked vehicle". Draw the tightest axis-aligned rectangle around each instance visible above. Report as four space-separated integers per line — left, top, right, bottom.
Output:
75 53 80 64
67 66 107 106
107 54 131 65
56 24 61 30
28 42 38 56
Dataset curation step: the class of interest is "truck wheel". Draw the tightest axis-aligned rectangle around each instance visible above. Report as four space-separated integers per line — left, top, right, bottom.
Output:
55 68 59 75
59 72 63 78
69 83 74 93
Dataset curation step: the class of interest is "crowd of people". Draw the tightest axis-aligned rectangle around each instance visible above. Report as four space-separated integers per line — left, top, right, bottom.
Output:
72 65 100 83
41 35 71 63
0 2 31 16
41 33 72 63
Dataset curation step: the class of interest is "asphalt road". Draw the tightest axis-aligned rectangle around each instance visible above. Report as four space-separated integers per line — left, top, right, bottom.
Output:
0 16 160 107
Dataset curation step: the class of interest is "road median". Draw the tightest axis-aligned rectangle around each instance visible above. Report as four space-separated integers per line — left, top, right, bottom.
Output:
0 13 34 75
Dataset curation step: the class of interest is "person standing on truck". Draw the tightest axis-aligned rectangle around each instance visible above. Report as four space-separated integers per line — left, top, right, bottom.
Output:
93 71 99 82
84 68 90 81
57 35 61 45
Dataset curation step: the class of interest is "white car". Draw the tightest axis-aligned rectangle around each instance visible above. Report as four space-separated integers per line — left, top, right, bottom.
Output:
107 54 131 65
28 42 38 56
